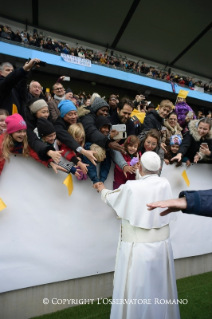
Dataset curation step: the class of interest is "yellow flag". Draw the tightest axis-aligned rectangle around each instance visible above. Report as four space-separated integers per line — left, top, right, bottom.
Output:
12 104 18 114
178 90 189 99
182 170 190 187
0 198 6 211
63 174 73 196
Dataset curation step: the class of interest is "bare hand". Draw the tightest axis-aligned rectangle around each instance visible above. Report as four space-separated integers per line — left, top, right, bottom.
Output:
50 162 67 174
75 168 82 178
161 143 167 153
193 153 200 164
47 150 63 164
200 144 211 156
60 76 66 80
186 159 191 167
108 140 126 154
171 153 182 162
23 58 41 71
93 182 105 192
109 129 119 139
147 197 187 216
123 165 136 178
80 149 97 166
164 159 169 165
77 161 89 174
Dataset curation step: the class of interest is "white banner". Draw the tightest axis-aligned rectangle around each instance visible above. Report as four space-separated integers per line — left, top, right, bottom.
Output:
0 157 212 293
61 53 91 67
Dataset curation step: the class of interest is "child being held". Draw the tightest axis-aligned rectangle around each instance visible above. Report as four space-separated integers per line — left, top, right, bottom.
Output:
82 116 112 186
37 118 81 177
164 134 191 167
114 135 141 189
60 123 88 179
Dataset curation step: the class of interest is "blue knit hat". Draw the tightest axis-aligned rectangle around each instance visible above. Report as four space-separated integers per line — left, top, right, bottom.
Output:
58 100 77 118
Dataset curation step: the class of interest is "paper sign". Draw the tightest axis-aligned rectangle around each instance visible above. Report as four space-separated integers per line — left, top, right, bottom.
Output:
63 174 73 196
0 199 6 211
182 170 190 187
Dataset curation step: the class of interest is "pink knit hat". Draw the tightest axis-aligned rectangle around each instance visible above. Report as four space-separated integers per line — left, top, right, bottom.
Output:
5 114 27 134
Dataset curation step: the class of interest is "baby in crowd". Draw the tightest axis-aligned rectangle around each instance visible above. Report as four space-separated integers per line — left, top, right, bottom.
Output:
113 135 141 189
83 116 113 186
60 122 88 179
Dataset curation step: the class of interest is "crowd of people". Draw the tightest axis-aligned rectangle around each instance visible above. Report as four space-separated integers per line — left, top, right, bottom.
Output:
1 24 212 94
1 58 212 190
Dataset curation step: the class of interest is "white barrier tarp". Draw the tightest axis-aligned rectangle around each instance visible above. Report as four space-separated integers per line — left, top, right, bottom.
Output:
0 156 212 293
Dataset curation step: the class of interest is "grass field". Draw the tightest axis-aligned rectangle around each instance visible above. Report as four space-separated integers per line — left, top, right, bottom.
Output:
31 271 212 319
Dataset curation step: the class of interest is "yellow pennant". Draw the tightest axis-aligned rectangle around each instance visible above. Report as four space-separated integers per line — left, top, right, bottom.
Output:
0 198 6 211
12 104 18 114
182 170 190 187
63 174 73 196
177 90 189 99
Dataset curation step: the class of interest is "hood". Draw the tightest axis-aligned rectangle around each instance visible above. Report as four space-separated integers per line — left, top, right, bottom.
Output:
77 105 90 118
164 120 182 134
96 115 112 130
188 119 212 141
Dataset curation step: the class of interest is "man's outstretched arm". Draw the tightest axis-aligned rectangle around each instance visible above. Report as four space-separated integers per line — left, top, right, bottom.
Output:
147 189 212 218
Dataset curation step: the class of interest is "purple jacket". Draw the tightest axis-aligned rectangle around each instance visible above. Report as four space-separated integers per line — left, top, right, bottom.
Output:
175 102 196 127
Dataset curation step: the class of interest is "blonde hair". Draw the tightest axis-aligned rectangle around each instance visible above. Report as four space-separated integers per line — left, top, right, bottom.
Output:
0 132 29 162
90 144 106 162
68 123 85 147
160 99 173 110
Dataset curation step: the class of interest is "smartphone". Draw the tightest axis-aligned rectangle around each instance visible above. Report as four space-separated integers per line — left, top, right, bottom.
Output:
112 124 127 140
112 124 126 132
201 143 208 148
62 76 70 81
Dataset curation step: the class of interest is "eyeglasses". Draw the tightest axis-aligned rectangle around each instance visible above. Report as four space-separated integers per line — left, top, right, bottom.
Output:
55 87 64 91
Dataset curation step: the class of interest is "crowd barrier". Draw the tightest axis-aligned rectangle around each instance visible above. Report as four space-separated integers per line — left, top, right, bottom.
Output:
0 155 212 294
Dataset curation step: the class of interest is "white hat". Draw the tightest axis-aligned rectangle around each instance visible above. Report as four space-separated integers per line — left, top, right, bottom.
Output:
140 151 160 171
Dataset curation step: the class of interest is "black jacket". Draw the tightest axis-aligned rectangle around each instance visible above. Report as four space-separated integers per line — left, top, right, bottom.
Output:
109 112 135 144
54 117 81 153
80 113 109 148
142 110 164 132
25 105 54 161
0 67 28 116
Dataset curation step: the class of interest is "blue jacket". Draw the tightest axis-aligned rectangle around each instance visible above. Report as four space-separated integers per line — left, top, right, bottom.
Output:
179 189 212 217
82 143 111 184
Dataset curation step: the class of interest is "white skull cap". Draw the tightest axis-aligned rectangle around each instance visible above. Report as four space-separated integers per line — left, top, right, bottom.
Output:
140 151 160 171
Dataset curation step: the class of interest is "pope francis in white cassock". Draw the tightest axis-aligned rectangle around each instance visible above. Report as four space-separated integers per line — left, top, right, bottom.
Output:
96 151 180 319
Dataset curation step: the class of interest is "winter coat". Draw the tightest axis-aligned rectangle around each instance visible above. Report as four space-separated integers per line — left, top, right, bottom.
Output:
25 104 55 161
48 99 60 122
54 116 81 156
178 120 212 162
80 111 109 148
113 152 138 189
0 133 52 175
0 68 28 116
175 102 196 127
82 142 111 184
161 120 183 145
179 189 212 218
109 111 135 144
142 110 164 132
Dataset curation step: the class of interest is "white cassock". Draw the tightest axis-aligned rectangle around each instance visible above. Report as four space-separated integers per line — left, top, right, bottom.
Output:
101 174 181 319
